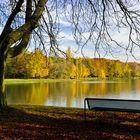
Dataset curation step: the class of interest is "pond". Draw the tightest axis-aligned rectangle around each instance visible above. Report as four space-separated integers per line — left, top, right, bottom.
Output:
5 79 140 108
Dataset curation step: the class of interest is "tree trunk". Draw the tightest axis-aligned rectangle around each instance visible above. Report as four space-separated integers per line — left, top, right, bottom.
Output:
0 56 7 109
0 0 48 109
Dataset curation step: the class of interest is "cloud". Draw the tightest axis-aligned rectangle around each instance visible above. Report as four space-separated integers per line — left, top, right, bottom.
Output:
112 32 128 44
59 32 74 41
58 27 140 63
59 19 71 27
0 26 3 34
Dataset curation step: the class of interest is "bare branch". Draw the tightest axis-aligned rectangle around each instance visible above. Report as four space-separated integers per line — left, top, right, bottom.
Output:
0 0 24 42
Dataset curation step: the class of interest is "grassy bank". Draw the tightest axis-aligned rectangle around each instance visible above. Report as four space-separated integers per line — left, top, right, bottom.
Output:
4 79 74 84
4 78 102 84
0 105 139 139
4 78 132 84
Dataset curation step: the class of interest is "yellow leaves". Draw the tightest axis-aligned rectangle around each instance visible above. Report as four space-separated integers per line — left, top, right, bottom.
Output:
26 49 49 78
99 70 106 80
74 58 90 78
70 64 77 79
9 49 140 79
13 49 49 78
78 64 90 78
66 47 73 62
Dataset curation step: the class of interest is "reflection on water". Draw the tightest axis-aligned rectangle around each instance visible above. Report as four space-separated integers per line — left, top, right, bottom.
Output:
5 79 140 108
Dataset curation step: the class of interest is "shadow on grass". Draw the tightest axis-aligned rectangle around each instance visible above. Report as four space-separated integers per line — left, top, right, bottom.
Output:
0 106 139 140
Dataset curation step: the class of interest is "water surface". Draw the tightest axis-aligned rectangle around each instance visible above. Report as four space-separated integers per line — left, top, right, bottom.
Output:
5 79 140 108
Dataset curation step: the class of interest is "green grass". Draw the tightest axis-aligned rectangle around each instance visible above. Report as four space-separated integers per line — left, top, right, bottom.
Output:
3 77 137 84
4 78 75 84
4 78 101 84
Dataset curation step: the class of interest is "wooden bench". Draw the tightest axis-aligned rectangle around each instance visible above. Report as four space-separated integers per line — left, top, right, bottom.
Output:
84 98 140 120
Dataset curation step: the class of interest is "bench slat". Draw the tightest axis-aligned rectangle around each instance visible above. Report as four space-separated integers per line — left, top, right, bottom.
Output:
87 99 140 111
84 98 140 120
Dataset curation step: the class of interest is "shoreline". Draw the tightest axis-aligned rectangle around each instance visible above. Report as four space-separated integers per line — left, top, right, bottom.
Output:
4 78 139 84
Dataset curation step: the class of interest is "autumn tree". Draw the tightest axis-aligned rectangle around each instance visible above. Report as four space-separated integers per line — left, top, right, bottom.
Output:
66 47 73 63
70 64 77 79
26 48 49 78
49 58 70 79
66 48 77 79
11 53 29 78
114 61 123 78
0 0 48 108
86 59 95 77
8 49 49 78
123 64 131 78
75 58 90 78
129 63 140 77
106 60 115 79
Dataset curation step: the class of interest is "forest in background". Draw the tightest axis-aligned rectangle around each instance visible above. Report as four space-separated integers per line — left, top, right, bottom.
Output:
5 48 140 79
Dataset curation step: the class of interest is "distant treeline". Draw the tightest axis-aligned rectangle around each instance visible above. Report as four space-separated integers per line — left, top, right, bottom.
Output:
5 48 140 79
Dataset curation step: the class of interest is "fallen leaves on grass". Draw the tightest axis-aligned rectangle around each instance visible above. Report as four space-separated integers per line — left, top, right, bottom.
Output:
0 105 139 139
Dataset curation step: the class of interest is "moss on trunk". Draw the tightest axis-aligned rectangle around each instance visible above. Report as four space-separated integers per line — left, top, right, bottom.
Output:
0 55 7 108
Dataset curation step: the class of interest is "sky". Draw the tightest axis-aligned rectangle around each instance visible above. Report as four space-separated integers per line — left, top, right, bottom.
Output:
1 0 140 63
57 19 140 63
50 1 140 63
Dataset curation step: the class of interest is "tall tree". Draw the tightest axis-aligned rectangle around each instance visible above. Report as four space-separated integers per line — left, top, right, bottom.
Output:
0 0 48 108
66 47 72 62
12 49 49 78
26 48 49 78
114 61 123 78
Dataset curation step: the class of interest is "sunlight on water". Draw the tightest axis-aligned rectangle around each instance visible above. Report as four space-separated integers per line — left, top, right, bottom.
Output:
5 79 140 108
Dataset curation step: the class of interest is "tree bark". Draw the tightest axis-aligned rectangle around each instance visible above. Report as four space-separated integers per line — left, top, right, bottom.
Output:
0 0 48 109
0 55 7 108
